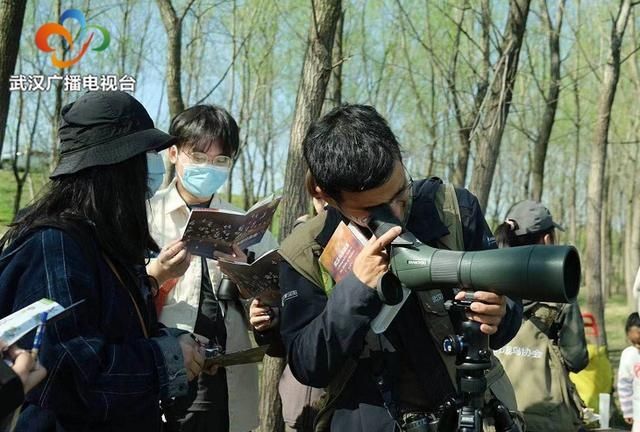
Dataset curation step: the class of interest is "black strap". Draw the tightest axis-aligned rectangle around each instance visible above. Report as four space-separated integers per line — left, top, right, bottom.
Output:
370 338 401 425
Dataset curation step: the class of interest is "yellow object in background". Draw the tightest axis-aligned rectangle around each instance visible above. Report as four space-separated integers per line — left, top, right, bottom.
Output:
570 344 613 411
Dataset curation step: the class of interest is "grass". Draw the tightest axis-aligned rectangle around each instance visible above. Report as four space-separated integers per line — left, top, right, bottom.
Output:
0 168 49 234
0 169 18 230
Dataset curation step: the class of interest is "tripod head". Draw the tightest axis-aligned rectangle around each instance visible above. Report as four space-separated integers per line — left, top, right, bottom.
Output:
436 300 521 432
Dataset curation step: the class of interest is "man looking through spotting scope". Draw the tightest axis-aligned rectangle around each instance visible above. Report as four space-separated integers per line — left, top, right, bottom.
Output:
278 104 523 432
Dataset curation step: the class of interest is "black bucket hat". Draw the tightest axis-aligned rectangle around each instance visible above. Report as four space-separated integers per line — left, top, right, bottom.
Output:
50 91 175 178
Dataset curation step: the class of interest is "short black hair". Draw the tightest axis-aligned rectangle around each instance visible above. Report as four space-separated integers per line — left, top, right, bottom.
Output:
303 104 402 200
626 312 640 333
169 104 239 157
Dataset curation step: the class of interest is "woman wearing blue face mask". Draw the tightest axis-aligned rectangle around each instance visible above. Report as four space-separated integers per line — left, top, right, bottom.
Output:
0 91 205 431
146 105 279 432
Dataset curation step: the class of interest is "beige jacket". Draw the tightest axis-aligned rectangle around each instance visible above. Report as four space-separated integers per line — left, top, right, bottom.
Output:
148 179 277 432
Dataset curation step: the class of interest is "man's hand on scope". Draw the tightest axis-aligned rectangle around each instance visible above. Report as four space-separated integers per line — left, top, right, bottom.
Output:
353 226 403 289
455 291 507 335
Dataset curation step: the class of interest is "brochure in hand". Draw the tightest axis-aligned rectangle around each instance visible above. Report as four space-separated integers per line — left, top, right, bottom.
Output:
204 345 269 368
217 249 283 306
0 298 85 346
182 194 281 257
318 221 368 284
318 221 410 334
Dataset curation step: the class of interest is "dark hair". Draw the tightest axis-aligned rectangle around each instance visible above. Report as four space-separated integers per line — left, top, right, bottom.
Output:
169 104 239 157
626 312 640 333
2 153 158 265
303 104 402 200
495 220 555 248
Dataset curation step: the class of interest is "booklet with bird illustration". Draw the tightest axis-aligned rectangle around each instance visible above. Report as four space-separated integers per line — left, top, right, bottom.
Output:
217 249 283 306
182 194 281 257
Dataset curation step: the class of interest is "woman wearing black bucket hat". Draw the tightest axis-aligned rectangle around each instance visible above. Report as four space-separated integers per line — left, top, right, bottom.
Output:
0 91 205 431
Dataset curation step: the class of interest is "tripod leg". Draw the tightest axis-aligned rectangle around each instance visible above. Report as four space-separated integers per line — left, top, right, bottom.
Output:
486 399 521 432
457 406 483 432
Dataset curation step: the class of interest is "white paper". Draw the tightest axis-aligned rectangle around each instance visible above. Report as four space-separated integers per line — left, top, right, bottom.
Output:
0 298 65 346
598 393 610 428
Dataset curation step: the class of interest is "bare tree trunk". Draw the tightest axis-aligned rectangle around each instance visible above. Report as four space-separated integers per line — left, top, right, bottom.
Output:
584 0 634 346
469 0 531 210
156 0 191 186
628 145 640 302
49 0 68 172
0 0 26 168
12 79 41 216
11 83 24 215
625 16 640 297
568 0 582 246
569 75 581 245
327 8 344 110
225 0 238 203
452 0 490 188
530 0 565 202
258 1 341 431
601 170 611 300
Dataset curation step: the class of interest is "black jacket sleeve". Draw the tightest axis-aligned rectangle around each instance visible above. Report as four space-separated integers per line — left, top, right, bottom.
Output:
279 262 382 387
253 327 286 358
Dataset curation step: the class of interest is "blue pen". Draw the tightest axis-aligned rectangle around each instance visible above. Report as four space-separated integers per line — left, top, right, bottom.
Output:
31 312 48 360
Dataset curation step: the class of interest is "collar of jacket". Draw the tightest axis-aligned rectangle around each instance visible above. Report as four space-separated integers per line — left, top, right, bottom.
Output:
314 178 450 248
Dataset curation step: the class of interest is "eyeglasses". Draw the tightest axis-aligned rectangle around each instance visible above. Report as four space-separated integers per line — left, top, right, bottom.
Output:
388 168 413 208
183 151 232 168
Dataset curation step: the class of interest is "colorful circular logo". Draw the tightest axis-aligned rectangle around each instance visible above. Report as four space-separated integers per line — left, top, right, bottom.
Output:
35 9 110 68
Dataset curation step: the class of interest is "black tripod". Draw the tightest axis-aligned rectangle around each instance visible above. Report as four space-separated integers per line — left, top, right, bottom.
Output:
436 299 521 432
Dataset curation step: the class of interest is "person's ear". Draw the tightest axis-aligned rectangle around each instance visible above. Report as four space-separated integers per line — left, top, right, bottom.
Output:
168 145 179 164
313 185 337 208
543 233 554 245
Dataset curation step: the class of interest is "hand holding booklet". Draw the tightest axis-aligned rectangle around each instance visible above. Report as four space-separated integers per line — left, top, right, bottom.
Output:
182 194 281 258
217 249 283 306
203 345 269 368
319 221 410 334
0 298 84 346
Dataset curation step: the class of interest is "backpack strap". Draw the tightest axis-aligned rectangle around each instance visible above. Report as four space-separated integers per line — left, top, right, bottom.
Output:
414 183 464 388
103 254 150 339
434 183 464 251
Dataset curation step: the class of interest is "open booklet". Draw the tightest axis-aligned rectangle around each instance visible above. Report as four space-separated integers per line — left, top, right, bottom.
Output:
0 298 85 346
204 345 269 368
319 221 410 334
182 194 282 258
217 249 283 306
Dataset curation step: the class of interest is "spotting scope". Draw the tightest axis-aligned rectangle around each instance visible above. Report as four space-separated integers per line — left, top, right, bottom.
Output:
368 204 580 305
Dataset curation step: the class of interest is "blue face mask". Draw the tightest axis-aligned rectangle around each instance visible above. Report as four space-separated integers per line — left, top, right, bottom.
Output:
179 164 229 199
147 152 165 198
